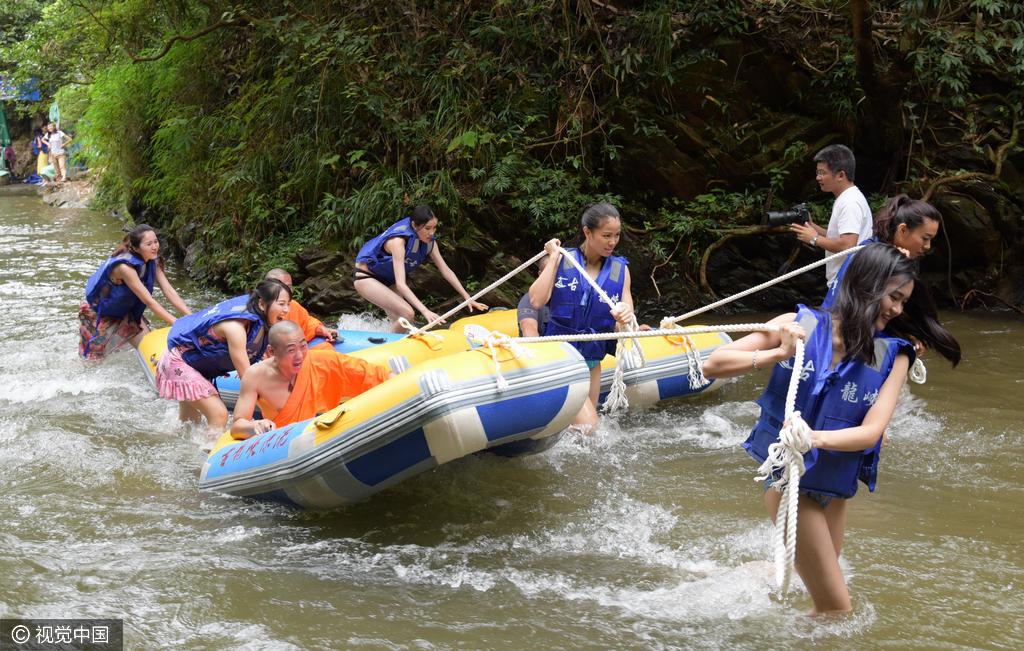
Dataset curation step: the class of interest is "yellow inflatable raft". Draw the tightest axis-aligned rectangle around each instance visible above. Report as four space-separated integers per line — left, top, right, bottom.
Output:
199 339 591 508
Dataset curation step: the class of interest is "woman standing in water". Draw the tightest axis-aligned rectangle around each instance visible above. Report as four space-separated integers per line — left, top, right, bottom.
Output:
156 279 291 434
702 243 960 614
354 204 486 332
529 202 635 430
80 224 191 360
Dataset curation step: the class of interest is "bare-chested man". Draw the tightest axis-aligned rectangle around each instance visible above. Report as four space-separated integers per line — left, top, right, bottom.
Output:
230 320 390 439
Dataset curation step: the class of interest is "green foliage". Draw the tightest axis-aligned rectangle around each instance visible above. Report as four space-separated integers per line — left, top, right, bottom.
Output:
4 0 1022 298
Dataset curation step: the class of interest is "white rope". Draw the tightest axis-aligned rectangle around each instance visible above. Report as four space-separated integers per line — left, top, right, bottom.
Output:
909 358 927 384
512 322 779 344
554 246 644 413
478 330 534 392
661 245 865 326
408 249 549 336
752 338 813 592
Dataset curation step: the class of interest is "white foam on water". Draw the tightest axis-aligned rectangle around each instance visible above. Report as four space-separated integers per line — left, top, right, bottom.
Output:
336 311 393 332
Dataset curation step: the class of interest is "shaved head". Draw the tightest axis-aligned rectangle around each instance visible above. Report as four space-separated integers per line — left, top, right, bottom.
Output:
268 320 303 350
265 268 293 288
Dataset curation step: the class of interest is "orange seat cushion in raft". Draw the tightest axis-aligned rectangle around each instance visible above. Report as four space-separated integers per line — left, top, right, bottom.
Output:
264 349 390 427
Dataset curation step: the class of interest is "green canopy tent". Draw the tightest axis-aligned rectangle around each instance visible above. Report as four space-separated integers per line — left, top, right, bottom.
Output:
0 102 11 175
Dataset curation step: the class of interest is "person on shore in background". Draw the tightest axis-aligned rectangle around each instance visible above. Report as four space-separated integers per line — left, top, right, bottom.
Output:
529 203 635 431
31 128 49 177
264 268 339 349
702 243 960 615
230 321 390 439
156 279 291 435
789 144 873 288
3 143 17 179
80 224 192 360
354 204 487 333
822 195 942 309
46 122 71 183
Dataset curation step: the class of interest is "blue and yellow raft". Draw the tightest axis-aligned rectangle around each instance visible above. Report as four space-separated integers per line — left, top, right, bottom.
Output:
199 338 590 508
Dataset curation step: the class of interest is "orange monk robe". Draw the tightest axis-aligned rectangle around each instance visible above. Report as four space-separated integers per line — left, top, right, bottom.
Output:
285 299 333 350
267 349 390 427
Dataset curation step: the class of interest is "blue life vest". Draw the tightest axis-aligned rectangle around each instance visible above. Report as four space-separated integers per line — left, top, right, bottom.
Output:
355 217 434 286
167 295 268 380
743 305 914 498
822 236 879 309
84 252 156 321
544 248 628 361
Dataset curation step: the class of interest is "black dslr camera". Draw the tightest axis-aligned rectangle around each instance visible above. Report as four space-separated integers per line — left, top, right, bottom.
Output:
764 203 810 227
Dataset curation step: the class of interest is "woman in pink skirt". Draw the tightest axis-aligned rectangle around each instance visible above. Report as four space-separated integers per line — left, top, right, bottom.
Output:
156 279 291 435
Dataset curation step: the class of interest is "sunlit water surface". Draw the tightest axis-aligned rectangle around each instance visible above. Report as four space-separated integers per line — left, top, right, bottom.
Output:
0 196 1021 649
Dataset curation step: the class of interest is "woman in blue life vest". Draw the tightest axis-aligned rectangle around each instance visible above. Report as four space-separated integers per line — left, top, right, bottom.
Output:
156 279 291 435
529 203 635 430
703 243 960 614
354 204 487 333
823 195 942 309
79 224 191 360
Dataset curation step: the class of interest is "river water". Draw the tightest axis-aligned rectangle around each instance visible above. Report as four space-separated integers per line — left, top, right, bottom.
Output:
0 195 1021 650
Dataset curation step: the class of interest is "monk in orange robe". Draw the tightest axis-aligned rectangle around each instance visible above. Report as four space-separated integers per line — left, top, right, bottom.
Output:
231 321 390 439
265 268 338 350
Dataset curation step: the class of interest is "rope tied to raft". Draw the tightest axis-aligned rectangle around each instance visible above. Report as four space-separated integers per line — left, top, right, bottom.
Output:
475 330 534 392
407 249 550 336
661 246 866 327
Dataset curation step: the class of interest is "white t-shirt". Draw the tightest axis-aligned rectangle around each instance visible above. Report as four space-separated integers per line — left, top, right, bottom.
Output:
48 131 67 156
825 185 873 282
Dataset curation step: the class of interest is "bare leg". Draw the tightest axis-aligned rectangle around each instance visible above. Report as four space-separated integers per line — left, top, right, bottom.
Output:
178 394 229 437
764 490 852 614
823 498 848 558
354 277 416 332
571 364 602 432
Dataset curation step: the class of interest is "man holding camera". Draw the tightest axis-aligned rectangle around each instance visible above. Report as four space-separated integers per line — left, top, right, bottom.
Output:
789 144 873 287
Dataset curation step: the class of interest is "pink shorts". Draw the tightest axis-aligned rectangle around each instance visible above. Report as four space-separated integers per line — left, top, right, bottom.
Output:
156 346 219 402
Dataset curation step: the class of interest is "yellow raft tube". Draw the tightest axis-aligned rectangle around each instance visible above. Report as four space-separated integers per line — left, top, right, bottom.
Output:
450 309 732 407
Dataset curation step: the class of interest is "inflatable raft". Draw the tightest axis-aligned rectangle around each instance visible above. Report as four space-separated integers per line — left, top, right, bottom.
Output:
199 339 590 508
450 309 731 407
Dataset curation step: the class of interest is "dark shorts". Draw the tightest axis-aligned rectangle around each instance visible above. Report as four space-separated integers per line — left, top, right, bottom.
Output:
764 475 835 509
516 293 550 334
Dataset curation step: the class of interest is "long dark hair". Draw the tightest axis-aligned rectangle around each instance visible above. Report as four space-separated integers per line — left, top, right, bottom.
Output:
112 223 166 270
874 194 942 244
247 279 292 327
831 243 959 366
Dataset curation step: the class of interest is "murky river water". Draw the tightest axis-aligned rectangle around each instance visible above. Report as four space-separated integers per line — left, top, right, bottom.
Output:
1 195 1021 649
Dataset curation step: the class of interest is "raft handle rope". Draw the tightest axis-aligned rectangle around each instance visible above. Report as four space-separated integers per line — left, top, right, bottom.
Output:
405 249 549 337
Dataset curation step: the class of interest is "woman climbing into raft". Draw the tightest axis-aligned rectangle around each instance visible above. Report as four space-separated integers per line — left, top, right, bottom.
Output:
529 202 635 431
80 224 191 360
156 279 291 435
702 243 960 614
354 204 487 332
